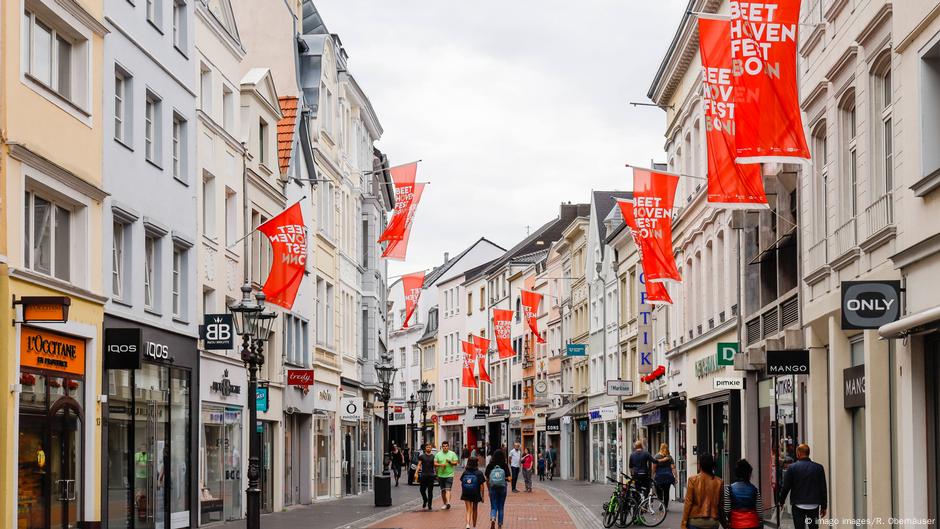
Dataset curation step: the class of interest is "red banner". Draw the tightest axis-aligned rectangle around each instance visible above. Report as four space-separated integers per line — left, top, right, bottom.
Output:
729 0 810 163
461 341 478 389
258 202 307 309
287 369 315 386
382 183 425 261
616 199 674 305
520 290 545 343
472 335 492 383
698 16 768 208
378 162 418 242
400 271 425 329
492 309 516 359
629 168 681 283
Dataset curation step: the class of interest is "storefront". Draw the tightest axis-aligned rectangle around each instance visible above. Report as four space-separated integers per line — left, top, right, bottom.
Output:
574 416 590 481
312 382 337 500
18 323 93 529
102 315 198 529
439 414 464 451
465 408 486 454
589 404 619 482
339 386 372 497
283 377 314 506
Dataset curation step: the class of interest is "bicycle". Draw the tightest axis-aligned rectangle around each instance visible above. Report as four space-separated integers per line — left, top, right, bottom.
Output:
631 482 667 527
603 476 630 528
603 474 666 528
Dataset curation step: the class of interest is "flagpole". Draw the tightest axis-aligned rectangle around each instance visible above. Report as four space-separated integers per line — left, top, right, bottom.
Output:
625 163 708 181
226 196 308 251
361 159 423 176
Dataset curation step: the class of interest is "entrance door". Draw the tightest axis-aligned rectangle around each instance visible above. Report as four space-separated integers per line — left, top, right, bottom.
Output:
343 430 353 496
696 401 729 480
49 403 82 529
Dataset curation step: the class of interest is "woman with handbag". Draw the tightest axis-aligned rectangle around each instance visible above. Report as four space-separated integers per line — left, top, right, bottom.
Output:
654 443 678 510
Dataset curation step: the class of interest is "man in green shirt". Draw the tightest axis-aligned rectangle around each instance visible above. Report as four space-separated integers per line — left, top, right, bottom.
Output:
433 440 459 510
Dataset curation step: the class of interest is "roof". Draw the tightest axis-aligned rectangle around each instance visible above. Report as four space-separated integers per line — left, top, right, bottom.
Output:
461 258 500 284
276 96 298 175
511 248 549 265
646 0 720 105
423 237 506 288
593 191 633 247
484 203 591 275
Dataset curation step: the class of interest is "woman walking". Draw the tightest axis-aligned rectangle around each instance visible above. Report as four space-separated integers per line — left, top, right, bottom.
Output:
390 445 405 486
460 457 486 529
723 459 764 529
653 443 678 510
521 447 534 492
681 453 724 529
414 443 437 510
484 449 511 529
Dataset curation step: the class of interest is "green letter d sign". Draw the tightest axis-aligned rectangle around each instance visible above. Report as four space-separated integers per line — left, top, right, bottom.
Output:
717 343 739 366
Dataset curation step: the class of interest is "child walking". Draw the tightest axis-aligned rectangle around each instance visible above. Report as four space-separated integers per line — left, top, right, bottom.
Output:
460 457 486 529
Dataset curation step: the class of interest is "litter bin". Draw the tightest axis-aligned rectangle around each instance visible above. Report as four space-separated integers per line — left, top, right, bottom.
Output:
374 474 392 506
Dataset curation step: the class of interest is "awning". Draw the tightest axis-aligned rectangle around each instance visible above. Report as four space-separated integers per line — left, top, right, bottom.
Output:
636 396 684 415
879 304 940 338
547 398 585 420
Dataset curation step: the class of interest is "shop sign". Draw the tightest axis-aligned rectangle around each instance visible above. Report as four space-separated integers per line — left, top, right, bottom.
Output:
622 402 642 411
546 418 561 432
841 280 902 330
766 350 810 375
441 414 460 422
843 364 865 408
256 387 269 412
566 343 586 357
510 401 524 416
314 385 334 410
210 369 242 396
18 296 71 323
695 354 722 378
641 409 662 426
717 343 738 366
577 418 589 431
589 405 618 422
105 328 142 370
713 377 743 390
341 397 364 421
489 405 508 416
638 275 655 374
21 327 85 375
200 314 234 350
606 379 634 396
287 369 315 386
522 423 535 433
144 340 171 361
474 406 488 420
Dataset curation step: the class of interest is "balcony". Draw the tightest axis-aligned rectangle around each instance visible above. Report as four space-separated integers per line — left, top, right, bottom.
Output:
860 193 896 252
804 238 829 285
830 218 859 269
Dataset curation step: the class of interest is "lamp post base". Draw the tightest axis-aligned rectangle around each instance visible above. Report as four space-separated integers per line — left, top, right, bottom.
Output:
373 474 393 507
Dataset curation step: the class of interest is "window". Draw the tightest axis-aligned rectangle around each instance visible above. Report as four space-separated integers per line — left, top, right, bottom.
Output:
318 181 334 238
146 0 162 27
224 187 237 246
400 348 406 369
115 72 127 142
284 314 310 366
199 64 211 112
202 174 215 238
923 40 940 181
322 86 334 137
22 9 80 102
412 346 419 366
172 114 185 180
873 60 893 195
172 0 186 50
222 85 234 131
467 291 473 315
840 91 858 220
258 118 268 165
145 93 162 165
250 210 271 284
316 278 334 346
144 235 157 310
24 191 70 281
113 221 125 298
171 246 185 318
812 122 829 239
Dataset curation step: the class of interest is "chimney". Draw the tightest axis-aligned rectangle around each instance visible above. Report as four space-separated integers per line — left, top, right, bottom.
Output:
444 252 450 263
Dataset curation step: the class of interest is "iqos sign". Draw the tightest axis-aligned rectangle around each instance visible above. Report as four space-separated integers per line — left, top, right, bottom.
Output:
841 281 901 330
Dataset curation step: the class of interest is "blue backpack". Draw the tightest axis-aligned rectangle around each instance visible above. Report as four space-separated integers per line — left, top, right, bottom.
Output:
462 471 482 495
489 467 507 488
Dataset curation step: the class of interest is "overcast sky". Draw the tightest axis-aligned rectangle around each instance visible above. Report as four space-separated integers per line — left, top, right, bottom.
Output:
315 0 687 277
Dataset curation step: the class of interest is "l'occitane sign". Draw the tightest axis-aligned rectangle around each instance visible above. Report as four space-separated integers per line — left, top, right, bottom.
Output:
21 328 85 375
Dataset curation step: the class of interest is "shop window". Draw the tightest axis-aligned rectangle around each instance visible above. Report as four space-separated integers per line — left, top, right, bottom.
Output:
24 190 71 281
200 404 242 523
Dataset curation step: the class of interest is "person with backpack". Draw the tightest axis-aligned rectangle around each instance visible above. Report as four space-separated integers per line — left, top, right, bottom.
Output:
460 457 486 529
521 447 534 492
414 443 438 510
723 459 764 529
484 449 511 529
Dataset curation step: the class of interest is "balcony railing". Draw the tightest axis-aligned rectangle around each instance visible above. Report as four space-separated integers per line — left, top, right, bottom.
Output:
864 193 893 239
806 238 828 276
833 218 857 258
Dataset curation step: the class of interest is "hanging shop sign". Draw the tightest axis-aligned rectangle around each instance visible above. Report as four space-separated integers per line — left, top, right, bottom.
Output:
841 281 902 330
200 314 234 350
766 349 810 375
104 327 142 370
843 365 866 409
545 418 561 432
566 343 586 357
441 414 460 422
341 397 364 421
606 379 634 396
713 377 744 390
637 274 655 374
641 409 663 426
717 343 739 366
589 405 618 422
622 402 642 412
17 296 71 323
210 369 242 397
474 406 488 420
256 387 269 412
287 369 315 386
21 327 85 375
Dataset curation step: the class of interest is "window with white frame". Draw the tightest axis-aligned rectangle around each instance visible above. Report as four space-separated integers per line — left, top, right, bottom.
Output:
222 85 234 131
172 114 185 181
172 0 187 51
873 58 893 197
224 187 236 246
318 181 334 239
423 344 435 369
171 245 186 318
258 118 268 166
145 92 162 165
840 91 858 220
812 122 829 240
146 0 162 28
284 313 310 366
24 191 71 281
250 210 271 284
114 69 134 144
144 234 158 310
199 64 211 112
202 174 215 238
22 7 89 107
112 221 126 299
923 40 940 181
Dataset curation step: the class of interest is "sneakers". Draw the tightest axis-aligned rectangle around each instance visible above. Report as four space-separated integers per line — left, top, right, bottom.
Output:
446 503 452 510
490 519 496 529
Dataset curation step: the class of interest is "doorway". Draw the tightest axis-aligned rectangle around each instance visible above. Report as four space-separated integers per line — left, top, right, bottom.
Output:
696 393 740 481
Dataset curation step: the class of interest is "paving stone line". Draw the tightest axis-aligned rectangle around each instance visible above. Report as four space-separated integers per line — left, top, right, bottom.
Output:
540 482 604 529
335 496 424 529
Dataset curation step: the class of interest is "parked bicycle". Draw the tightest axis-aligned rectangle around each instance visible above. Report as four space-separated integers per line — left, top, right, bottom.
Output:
602 474 667 528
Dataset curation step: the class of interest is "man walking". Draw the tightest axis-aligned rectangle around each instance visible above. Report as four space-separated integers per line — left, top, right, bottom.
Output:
544 445 556 480
629 441 656 494
508 442 522 493
778 444 827 529
434 441 460 510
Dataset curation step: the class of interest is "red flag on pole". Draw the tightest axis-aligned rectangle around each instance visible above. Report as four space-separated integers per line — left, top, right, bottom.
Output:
461 341 478 389
400 271 425 329
378 163 418 242
698 16 768 208
382 183 425 261
630 168 681 284
520 290 546 343
492 309 516 359
729 0 810 163
472 335 492 383
258 202 307 309
615 199 674 305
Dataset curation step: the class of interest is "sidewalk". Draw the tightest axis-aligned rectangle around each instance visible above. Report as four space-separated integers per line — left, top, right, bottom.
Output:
540 478 683 529
369 480 576 529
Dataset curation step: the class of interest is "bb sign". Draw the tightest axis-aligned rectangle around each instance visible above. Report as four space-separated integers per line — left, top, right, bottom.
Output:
841 281 901 330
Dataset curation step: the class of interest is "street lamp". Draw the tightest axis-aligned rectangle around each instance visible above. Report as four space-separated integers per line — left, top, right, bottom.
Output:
406 393 418 485
374 353 398 476
228 284 276 529
417 381 434 447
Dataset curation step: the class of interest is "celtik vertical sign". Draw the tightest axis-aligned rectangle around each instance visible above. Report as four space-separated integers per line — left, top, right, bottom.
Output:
638 273 654 374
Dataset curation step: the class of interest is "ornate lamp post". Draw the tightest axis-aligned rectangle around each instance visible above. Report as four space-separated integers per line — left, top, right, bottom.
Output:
228 284 276 529
374 353 398 476
406 393 418 485
417 381 434 447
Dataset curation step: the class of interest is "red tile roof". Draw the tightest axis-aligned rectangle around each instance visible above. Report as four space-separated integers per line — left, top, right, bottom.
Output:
277 96 298 175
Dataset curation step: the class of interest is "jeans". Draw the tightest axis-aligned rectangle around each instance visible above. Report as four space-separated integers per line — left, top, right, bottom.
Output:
419 475 436 506
792 506 820 529
654 482 671 510
489 486 508 525
510 467 520 491
522 468 533 491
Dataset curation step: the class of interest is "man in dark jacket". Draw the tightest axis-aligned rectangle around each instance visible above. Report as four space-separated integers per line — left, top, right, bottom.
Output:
778 444 827 529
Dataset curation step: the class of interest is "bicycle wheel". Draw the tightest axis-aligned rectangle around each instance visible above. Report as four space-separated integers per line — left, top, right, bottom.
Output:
603 495 619 528
638 497 667 527
618 498 637 528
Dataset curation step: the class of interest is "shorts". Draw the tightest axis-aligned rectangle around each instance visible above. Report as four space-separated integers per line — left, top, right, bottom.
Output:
438 476 453 490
